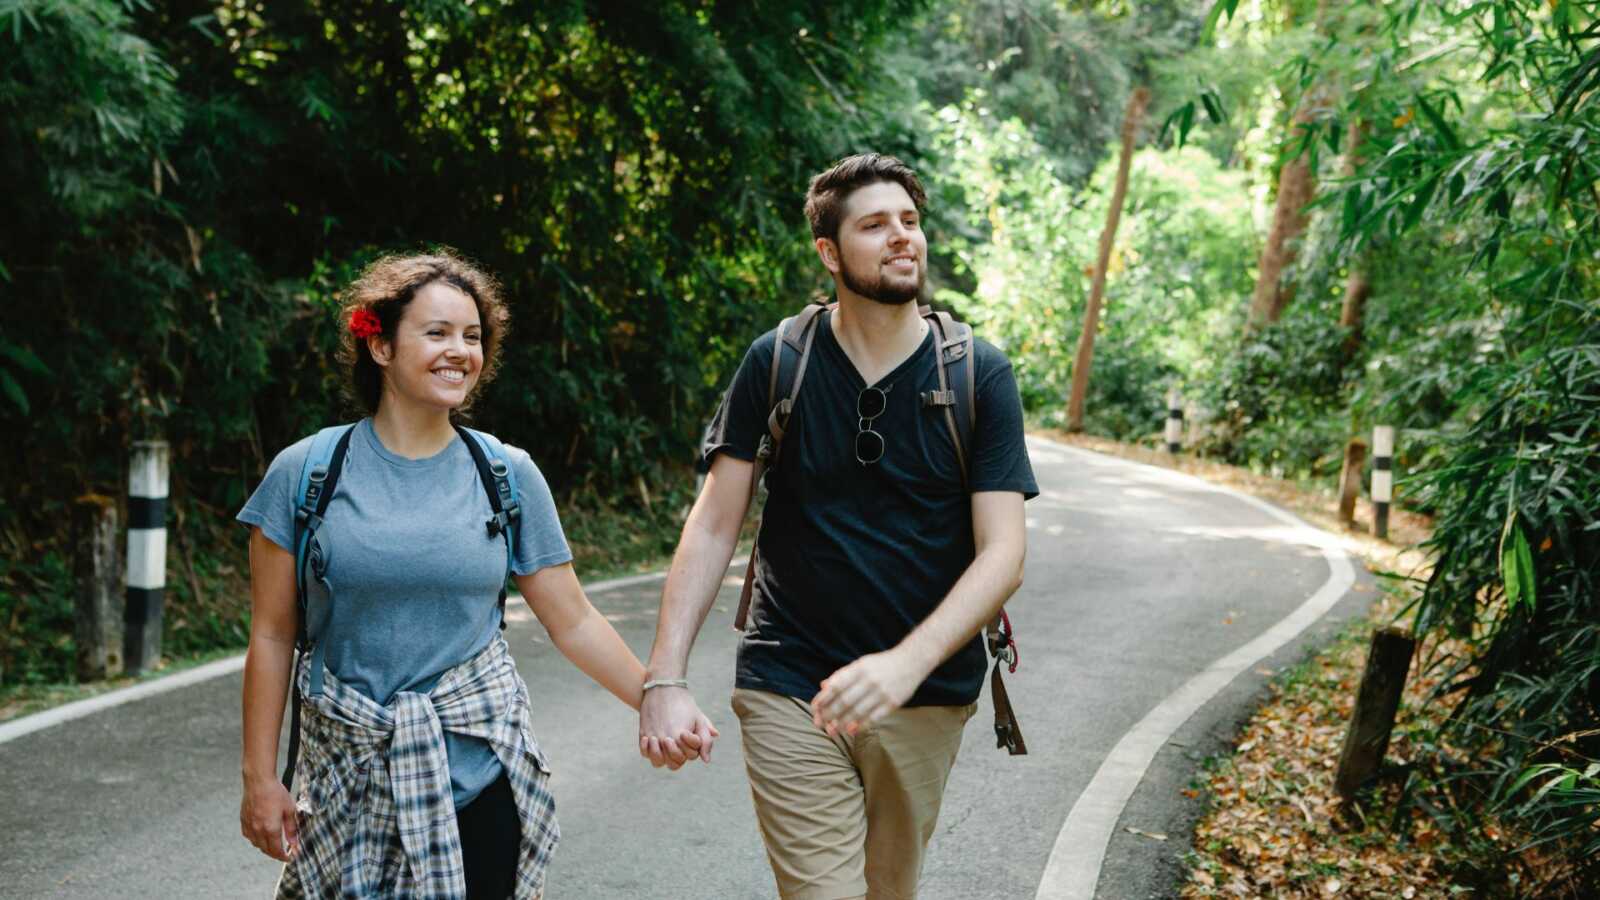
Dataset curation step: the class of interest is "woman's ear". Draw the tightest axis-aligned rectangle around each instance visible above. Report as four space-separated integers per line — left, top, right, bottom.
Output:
367 333 392 367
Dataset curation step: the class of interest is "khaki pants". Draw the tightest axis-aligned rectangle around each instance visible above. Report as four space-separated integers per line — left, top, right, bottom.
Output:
732 687 975 900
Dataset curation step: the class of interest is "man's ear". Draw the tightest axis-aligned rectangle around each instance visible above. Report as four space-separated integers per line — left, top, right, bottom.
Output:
367 334 392 367
814 237 841 275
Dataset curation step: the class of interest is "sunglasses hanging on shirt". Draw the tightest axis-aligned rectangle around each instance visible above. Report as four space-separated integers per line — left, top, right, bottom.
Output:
856 384 892 466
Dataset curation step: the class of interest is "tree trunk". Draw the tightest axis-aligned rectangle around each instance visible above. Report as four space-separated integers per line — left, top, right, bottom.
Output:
1338 119 1372 359
1067 86 1149 432
1248 106 1317 325
1248 0 1332 326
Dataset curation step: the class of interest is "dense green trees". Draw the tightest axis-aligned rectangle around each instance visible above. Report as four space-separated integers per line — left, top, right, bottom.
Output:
3 0 1593 875
0 0 924 680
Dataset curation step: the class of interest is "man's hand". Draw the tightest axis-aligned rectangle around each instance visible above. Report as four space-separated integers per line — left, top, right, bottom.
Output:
639 687 719 770
811 648 928 737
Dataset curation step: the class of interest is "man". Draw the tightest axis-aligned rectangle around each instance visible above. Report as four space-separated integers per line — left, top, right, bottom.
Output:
639 153 1037 899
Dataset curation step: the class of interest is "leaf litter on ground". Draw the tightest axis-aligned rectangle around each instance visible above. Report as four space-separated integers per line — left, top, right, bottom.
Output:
1041 431 1576 898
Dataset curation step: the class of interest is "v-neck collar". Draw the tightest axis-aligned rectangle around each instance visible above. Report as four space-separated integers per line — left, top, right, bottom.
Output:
818 309 935 390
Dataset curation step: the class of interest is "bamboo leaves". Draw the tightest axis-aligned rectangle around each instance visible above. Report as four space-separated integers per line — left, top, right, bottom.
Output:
1498 507 1536 614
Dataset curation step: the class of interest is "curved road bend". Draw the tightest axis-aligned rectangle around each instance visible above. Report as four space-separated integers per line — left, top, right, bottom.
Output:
0 435 1372 899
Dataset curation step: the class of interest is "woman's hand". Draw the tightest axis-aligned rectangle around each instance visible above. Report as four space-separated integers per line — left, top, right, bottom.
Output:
240 775 300 862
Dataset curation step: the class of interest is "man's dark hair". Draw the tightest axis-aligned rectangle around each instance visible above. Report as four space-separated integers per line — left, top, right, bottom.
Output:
803 153 927 243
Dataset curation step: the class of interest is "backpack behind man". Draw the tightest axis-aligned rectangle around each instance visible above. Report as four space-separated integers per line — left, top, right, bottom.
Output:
640 153 1038 899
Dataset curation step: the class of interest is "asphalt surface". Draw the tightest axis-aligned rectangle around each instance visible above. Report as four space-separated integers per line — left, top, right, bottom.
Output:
0 436 1373 899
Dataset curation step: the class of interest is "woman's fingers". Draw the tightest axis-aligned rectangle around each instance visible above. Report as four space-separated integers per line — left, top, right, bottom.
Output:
692 716 716 763
281 805 300 858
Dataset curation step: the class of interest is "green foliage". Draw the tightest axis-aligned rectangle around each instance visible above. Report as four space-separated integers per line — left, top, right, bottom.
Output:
0 0 927 682
1292 0 1600 871
929 99 1255 438
1199 312 1353 480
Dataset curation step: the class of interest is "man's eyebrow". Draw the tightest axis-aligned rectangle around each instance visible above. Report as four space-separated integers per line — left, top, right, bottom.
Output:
851 207 917 223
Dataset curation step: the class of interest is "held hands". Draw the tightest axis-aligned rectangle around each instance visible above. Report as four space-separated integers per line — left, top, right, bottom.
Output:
811 648 927 737
240 776 300 862
638 686 719 771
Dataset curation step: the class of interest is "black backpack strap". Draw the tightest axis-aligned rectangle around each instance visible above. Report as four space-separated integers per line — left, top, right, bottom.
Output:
736 300 831 631
283 424 355 791
455 425 519 630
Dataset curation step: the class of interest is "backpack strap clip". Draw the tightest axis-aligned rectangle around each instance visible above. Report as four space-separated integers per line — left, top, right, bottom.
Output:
484 459 522 537
986 610 1027 755
921 390 956 408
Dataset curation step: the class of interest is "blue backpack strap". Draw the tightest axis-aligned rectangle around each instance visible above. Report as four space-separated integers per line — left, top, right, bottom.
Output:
455 425 520 628
283 423 356 789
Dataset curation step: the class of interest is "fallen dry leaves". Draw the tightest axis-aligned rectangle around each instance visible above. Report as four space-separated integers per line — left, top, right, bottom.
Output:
1037 432 1540 898
1173 608 1491 899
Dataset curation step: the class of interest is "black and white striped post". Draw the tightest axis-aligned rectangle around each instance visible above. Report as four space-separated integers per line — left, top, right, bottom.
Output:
1372 426 1394 540
124 440 169 674
1165 389 1183 454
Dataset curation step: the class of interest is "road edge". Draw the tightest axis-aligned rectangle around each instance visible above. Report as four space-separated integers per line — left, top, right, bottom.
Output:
1027 437 1359 900
0 560 747 746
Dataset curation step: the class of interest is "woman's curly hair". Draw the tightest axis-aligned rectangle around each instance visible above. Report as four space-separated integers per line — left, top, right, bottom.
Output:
338 249 511 416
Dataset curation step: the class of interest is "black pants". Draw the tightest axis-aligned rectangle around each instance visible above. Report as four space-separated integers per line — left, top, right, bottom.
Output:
457 771 522 899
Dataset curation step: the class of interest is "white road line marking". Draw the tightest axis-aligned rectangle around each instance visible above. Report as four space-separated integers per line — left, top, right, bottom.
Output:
1029 438 1357 900
0 558 748 746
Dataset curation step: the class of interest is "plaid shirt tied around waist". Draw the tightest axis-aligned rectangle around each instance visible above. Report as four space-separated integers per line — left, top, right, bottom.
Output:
277 632 560 899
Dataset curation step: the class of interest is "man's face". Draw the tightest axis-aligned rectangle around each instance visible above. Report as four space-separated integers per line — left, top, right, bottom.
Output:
822 181 926 306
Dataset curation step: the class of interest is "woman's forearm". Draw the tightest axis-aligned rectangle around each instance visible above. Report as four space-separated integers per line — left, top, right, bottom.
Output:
241 633 296 785
548 609 647 711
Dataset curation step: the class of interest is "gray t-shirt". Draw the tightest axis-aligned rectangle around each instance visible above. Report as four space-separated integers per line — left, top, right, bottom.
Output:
238 418 572 808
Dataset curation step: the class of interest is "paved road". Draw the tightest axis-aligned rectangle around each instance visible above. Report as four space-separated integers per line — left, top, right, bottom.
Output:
0 437 1372 899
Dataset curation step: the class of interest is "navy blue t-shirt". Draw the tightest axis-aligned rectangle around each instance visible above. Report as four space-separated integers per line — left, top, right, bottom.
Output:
704 311 1038 707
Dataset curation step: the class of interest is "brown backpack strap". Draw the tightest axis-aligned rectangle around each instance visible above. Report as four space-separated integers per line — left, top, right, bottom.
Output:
735 301 831 631
923 311 975 491
986 610 1027 755
927 309 1024 755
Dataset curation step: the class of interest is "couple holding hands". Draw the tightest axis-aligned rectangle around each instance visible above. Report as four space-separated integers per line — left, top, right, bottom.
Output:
238 154 1037 899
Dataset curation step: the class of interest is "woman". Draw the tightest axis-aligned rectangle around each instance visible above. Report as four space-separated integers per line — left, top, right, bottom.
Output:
237 250 711 898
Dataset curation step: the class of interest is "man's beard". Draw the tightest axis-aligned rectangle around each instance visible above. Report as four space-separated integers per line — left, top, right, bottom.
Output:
839 256 923 306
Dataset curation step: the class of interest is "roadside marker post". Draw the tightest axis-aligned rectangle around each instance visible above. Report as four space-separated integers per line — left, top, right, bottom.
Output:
74 495 123 680
1372 426 1394 540
1164 389 1183 454
124 441 169 675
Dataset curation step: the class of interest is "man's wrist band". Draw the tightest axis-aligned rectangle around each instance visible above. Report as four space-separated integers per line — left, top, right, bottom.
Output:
642 678 690 692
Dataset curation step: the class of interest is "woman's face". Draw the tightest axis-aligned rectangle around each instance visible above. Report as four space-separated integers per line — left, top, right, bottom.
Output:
370 281 484 412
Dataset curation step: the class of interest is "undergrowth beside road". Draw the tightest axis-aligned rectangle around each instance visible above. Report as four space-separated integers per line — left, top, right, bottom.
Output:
1044 430 1591 898
0 468 711 722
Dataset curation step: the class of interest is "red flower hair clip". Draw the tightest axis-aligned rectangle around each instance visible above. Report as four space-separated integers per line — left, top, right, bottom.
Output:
348 307 382 339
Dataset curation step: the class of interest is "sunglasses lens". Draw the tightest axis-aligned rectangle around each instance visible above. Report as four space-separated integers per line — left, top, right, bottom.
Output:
858 388 887 419
856 429 885 464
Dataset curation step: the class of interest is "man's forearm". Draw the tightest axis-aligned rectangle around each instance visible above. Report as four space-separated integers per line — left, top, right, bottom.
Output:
647 516 742 679
896 543 1025 677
